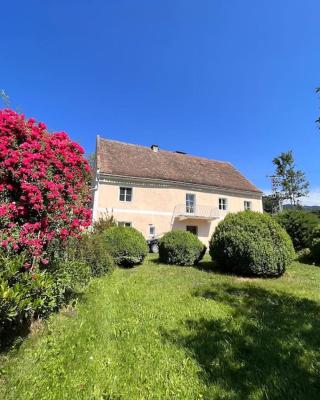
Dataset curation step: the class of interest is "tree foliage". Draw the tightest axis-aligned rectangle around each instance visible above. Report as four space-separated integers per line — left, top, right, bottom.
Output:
271 150 309 207
92 214 117 234
275 210 320 251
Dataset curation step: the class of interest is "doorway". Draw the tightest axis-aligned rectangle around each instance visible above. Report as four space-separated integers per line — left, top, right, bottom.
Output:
186 225 198 235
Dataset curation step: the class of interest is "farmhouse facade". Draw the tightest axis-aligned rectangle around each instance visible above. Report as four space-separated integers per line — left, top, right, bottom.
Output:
92 136 263 246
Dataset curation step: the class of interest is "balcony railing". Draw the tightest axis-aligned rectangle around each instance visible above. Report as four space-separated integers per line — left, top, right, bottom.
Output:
173 204 219 220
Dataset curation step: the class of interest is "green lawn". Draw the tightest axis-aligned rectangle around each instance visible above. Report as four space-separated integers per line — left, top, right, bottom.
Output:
1 255 320 400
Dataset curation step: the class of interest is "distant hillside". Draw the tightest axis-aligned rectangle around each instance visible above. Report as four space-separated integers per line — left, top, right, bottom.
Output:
283 204 320 211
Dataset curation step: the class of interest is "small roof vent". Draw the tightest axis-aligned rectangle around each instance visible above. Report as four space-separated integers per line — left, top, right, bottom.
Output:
151 144 159 153
176 150 186 155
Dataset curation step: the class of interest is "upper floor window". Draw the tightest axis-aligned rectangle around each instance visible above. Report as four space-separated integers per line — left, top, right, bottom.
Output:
118 221 132 227
219 198 228 211
186 193 195 213
244 201 252 210
119 187 132 202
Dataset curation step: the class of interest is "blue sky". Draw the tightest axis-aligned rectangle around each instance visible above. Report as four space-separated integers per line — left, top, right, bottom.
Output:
1 0 320 204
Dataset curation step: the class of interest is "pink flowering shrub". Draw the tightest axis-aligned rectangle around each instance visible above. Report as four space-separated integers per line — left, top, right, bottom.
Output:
0 109 92 266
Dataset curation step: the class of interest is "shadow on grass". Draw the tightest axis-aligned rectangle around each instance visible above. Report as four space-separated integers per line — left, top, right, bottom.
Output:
194 258 223 273
148 256 163 265
148 254 221 273
296 254 317 266
162 285 320 400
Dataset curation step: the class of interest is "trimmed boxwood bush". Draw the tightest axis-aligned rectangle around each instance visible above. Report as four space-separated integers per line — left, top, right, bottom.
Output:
81 234 115 277
159 230 206 266
64 234 115 277
275 210 320 251
104 226 148 267
209 211 295 277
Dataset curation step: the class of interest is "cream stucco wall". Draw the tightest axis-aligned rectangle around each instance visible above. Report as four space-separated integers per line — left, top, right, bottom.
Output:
94 178 263 247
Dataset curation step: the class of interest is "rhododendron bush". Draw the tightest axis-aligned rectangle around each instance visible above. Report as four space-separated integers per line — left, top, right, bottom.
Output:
0 109 92 266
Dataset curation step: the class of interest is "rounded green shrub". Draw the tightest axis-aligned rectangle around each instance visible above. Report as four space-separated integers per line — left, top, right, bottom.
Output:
275 210 320 251
209 211 295 277
82 234 115 276
159 230 206 266
104 226 148 267
64 234 115 277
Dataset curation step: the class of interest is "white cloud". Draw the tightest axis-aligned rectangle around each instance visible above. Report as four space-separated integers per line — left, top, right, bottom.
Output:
261 187 320 206
300 188 320 206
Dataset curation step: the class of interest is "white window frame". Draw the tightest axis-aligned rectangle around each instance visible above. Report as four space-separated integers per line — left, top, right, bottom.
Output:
118 221 132 227
119 187 132 202
219 197 228 211
186 193 196 214
244 201 252 210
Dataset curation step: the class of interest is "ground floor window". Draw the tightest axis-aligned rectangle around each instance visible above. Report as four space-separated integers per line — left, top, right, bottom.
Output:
186 225 198 235
118 221 132 227
149 224 155 237
244 201 252 210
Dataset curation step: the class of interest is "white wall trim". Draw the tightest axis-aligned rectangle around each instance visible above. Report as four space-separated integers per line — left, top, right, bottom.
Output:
100 207 173 217
98 173 263 199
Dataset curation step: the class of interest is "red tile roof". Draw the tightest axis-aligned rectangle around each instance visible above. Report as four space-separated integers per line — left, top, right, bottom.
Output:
97 137 261 194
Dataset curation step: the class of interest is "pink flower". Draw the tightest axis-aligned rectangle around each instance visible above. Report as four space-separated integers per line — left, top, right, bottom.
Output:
0 109 91 265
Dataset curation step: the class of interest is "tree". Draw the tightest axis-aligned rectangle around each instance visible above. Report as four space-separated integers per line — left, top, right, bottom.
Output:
262 195 282 214
0 109 92 266
271 151 309 207
86 151 96 173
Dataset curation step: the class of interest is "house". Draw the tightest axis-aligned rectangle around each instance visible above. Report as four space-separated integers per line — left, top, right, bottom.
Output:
92 136 263 246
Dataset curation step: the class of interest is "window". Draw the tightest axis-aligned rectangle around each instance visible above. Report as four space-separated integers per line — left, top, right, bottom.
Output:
186 193 195 213
219 198 228 211
119 187 132 202
186 225 198 235
149 225 155 237
118 221 132 227
244 201 252 210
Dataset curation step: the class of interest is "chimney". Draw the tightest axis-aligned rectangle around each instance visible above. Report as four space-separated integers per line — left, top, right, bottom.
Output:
151 144 159 153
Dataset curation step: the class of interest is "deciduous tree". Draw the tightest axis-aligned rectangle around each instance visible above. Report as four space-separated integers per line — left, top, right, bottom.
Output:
271 151 309 207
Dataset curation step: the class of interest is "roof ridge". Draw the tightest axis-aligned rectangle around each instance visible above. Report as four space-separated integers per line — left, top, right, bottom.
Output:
98 136 232 166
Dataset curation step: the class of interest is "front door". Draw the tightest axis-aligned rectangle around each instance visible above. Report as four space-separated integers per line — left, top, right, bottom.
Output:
186 225 198 235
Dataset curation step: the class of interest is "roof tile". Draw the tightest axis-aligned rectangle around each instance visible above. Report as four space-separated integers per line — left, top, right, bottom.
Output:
97 137 261 194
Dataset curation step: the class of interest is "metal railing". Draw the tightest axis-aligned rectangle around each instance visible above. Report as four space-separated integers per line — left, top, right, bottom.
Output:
173 204 219 220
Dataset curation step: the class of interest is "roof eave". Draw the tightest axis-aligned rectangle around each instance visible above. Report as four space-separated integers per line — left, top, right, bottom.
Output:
98 172 263 197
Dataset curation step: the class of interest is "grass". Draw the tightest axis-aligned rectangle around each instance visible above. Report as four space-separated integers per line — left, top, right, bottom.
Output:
1 254 320 400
